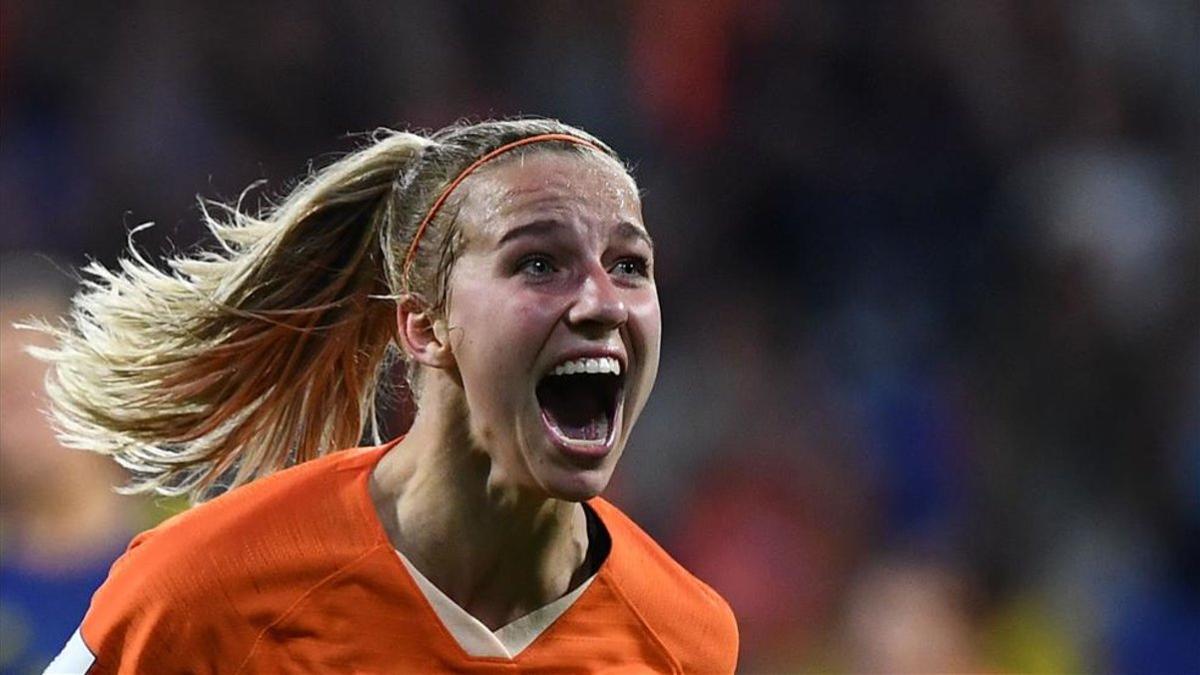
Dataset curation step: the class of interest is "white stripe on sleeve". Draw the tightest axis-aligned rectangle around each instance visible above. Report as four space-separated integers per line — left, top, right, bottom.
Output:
44 627 96 674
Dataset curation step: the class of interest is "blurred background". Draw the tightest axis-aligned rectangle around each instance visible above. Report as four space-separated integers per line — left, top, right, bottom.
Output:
1 1 1197 672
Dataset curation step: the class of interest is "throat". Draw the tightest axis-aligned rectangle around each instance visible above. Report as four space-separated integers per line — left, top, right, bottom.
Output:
400 502 596 631
372 419 602 630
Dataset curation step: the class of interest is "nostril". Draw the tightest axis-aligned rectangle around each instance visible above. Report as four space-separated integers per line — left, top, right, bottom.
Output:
569 289 627 328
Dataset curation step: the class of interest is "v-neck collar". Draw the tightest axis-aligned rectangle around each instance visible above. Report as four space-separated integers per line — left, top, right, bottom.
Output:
395 550 597 659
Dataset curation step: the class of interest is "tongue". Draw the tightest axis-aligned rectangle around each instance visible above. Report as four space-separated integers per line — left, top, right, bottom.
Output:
554 414 609 442
540 379 609 441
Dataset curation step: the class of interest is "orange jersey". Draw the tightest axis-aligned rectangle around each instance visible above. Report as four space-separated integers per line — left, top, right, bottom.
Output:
62 443 738 673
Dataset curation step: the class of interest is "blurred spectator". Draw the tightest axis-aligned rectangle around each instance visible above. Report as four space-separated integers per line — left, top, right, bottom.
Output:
0 256 142 673
839 557 986 674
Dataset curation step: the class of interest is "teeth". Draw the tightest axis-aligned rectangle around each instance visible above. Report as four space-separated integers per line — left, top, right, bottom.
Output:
550 356 621 377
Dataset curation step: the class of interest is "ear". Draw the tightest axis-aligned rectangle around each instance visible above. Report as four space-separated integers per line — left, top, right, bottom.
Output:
396 295 455 370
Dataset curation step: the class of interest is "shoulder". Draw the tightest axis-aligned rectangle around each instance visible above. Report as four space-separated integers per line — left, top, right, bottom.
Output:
590 498 739 674
138 444 387 558
77 444 393 673
110 444 388 588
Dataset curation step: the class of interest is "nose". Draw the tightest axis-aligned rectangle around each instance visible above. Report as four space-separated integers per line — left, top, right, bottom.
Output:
567 265 628 334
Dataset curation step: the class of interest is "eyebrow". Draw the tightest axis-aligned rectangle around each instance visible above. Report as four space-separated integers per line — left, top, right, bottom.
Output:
497 219 655 250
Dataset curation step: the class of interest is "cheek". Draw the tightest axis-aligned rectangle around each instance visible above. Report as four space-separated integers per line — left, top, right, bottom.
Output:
629 292 662 351
447 281 564 388
627 291 663 386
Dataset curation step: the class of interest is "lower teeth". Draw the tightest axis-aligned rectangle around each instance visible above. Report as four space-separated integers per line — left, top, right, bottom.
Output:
581 415 608 441
554 413 608 443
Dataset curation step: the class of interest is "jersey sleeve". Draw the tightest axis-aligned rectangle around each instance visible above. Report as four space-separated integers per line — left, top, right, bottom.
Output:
690 584 740 673
589 498 741 673
46 446 391 674
53 528 257 675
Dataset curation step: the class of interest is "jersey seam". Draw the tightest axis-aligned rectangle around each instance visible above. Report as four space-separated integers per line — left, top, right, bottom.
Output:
600 572 684 674
233 544 389 674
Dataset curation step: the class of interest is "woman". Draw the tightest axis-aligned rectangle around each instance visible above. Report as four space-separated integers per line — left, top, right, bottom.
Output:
42 119 738 673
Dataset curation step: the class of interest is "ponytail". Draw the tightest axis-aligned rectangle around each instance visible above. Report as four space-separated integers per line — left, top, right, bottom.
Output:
34 130 429 501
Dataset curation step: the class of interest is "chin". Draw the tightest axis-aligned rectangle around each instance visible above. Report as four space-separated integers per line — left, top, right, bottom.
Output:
537 464 614 502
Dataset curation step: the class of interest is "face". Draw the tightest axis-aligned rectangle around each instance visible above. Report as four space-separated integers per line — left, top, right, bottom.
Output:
438 151 661 501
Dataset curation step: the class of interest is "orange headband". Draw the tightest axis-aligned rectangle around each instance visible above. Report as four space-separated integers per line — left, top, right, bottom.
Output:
401 133 604 290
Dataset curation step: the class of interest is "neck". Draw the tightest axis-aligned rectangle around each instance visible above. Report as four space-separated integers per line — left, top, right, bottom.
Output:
370 381 591 630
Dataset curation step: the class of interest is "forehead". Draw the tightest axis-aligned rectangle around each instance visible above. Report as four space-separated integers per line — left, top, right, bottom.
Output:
454 151 642 240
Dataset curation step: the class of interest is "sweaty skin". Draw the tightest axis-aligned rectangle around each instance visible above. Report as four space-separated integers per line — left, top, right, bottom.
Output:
372 151 662 630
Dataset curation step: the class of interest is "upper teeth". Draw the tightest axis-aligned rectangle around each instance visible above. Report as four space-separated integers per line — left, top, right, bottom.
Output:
550 356 621 376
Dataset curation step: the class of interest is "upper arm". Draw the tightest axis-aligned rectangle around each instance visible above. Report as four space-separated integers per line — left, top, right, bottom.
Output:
65 531 256 674
712 598 740 674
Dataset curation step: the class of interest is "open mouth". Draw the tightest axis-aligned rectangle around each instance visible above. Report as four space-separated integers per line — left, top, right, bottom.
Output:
536 356 625 450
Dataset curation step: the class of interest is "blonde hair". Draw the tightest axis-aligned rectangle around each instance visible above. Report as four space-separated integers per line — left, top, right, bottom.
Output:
32 118 620 502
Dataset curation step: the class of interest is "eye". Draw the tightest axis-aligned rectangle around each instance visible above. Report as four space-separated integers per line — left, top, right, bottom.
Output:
611 257 651 279
517 255 557 278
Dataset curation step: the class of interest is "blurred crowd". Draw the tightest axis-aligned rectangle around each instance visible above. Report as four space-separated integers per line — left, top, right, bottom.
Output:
2 1 1197 672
